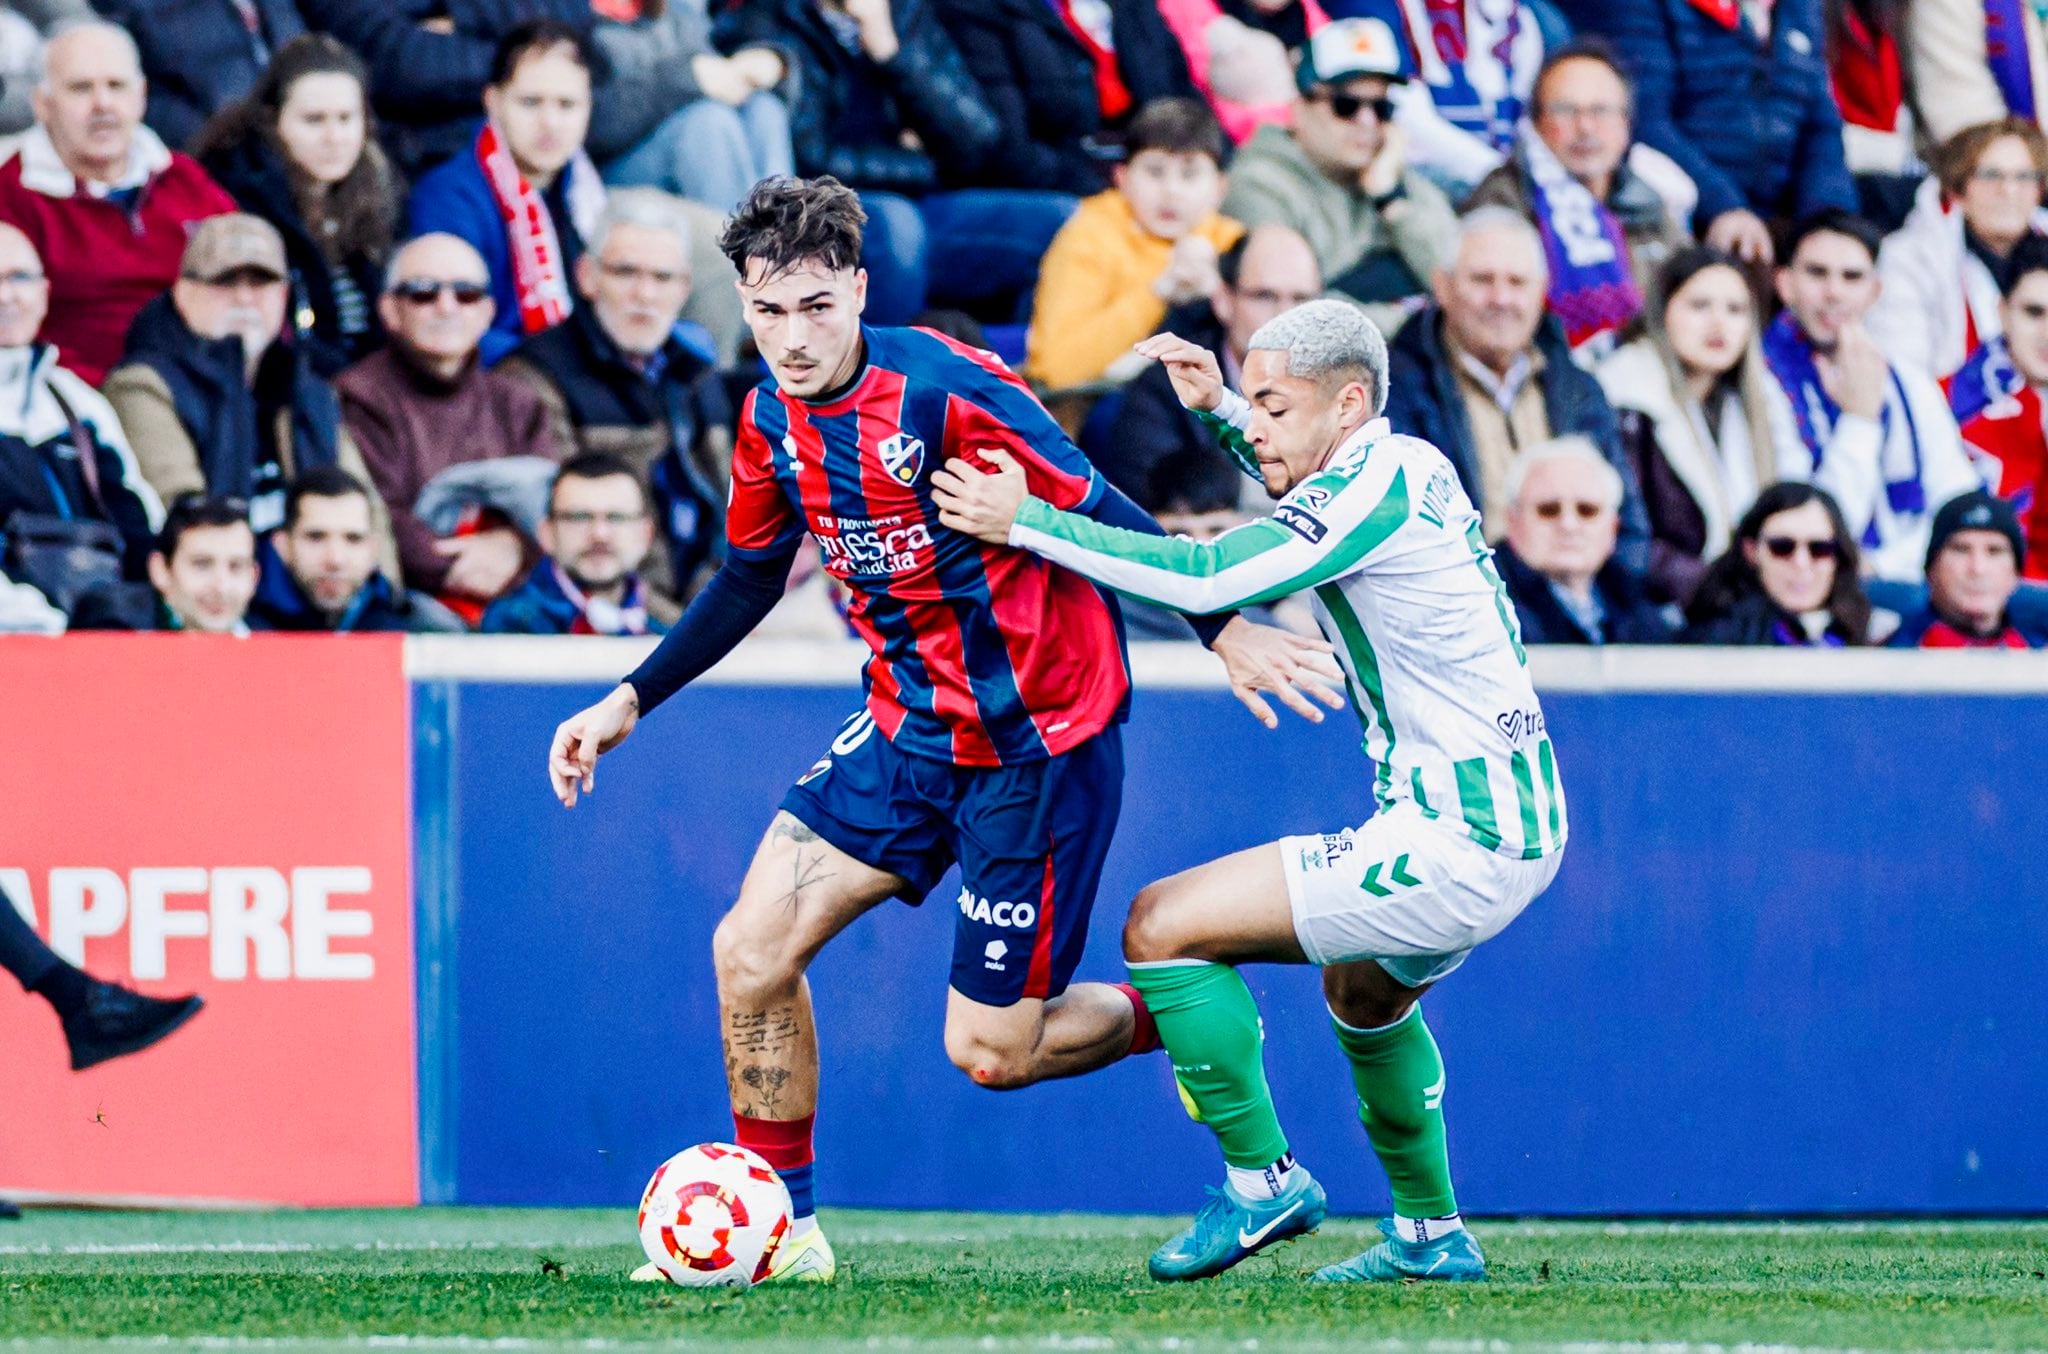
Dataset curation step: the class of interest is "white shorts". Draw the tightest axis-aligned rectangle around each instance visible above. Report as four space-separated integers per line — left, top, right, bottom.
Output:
1279 800 1562 986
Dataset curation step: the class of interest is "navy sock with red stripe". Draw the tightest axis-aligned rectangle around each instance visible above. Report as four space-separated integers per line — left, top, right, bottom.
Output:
1115 982 1162 1055
735 1111 817 1224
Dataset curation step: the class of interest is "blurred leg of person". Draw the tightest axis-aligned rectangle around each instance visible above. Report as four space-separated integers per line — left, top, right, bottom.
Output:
917 189 1077 315
857 191 931 327
603 97 765 217
0 898 204 1072
739 91 795 184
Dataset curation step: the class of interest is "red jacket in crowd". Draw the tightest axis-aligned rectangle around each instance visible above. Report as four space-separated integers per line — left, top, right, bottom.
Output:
0 127 235 386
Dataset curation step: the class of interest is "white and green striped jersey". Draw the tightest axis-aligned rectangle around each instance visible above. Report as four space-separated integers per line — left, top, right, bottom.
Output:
1008 399 1566 860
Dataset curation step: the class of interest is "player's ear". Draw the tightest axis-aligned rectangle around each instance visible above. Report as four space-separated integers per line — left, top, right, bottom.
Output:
852 267 868 316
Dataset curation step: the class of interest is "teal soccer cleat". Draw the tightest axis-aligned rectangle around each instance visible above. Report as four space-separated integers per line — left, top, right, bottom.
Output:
1147 1169 1327 1282
1312 1218 1487 1283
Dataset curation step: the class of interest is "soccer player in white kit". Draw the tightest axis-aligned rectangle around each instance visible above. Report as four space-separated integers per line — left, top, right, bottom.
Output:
932 300 1567 1284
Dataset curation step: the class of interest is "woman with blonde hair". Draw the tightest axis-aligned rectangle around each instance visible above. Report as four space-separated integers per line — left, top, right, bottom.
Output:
1596 245 1788 606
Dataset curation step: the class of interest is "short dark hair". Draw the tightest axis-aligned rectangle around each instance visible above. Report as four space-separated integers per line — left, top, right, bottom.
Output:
156 493 251 560
1217 233 1252 290
2003 232 2048 296
1782 209 1885 267
284 465 371 530
720 176 866 283
1124 97 1227 166
488 19 598 88
1531 37 1634 118
1143 450 1241 517
550 451 649 514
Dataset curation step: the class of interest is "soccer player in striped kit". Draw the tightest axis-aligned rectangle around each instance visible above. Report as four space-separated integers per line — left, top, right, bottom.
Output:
933 301 1568 1285
547 176 1340 1284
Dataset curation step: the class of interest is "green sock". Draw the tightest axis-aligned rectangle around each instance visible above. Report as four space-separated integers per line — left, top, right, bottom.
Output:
1331 1004 1457 1217
1127 960 1289 1169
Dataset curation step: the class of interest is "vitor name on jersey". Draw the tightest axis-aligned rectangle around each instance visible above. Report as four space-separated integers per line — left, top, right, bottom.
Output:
813 513 935 577
958 886 1037 929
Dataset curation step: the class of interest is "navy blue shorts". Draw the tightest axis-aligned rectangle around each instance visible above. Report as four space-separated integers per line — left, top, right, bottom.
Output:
780 710 1124 1007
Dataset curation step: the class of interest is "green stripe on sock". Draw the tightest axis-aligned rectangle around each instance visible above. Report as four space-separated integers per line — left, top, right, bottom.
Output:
1453 758 1501 851
1510 751 1541 852
1127 961 1289 1169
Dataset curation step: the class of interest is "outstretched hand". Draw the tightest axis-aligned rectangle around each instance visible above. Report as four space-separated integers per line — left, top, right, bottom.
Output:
1132 333 1225 412
932 449 1029 543
1210 615 1347 728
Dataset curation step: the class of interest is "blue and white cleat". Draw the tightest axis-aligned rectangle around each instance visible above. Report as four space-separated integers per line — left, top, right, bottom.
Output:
1147 1169 1327 1282
1311 1218 1487 1283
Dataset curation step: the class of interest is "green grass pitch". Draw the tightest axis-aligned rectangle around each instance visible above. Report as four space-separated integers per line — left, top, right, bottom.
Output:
3 1208 2045 1351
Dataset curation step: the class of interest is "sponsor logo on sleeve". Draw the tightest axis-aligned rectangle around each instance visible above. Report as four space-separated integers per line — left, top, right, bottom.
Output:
1274 504 1328 543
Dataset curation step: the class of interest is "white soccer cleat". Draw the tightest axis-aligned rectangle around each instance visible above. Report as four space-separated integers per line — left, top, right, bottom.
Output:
761 1224 836 1284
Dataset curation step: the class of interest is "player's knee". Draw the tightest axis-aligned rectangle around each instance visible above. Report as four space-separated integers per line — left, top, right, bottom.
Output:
1122 883 1194 964
711 912 798 1003
943 1022 1037 1091
1322 965 1418 1029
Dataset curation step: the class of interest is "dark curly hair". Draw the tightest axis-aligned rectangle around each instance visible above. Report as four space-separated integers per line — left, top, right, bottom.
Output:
720 176 867 284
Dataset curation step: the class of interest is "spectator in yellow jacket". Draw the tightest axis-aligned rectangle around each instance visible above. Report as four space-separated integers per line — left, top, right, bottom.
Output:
1025 98 1243 390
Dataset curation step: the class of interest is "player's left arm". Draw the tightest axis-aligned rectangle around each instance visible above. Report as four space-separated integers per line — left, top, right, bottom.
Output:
935 449 1411 616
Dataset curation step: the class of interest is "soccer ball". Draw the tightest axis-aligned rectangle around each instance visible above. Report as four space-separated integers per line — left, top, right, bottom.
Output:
635 1143 793 1288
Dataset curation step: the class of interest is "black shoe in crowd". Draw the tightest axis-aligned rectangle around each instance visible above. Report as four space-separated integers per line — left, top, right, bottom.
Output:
62 980 204 1071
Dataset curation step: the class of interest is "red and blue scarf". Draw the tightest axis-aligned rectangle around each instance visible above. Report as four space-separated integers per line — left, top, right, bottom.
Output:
1985 0 2039 119
1423 0 1523 153
1521 135 1642 352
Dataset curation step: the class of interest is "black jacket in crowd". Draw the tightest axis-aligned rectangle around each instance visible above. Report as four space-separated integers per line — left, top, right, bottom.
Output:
1494 539 1673 646
0 349 158 579
723 0 999 196
931 0 1195 194
200 134 389 379
99 0 307 152
1096 297 1239 503
247 560 415 632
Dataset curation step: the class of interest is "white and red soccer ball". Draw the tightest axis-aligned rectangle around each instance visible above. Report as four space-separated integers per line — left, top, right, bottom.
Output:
635 1143 793 1288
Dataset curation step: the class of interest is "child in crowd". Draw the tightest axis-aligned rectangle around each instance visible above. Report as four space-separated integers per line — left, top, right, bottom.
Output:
1025 98 1243 390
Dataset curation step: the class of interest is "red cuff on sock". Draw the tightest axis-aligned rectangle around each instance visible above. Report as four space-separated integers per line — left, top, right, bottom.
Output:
1115 982 1162 1056
734 1111 815 1171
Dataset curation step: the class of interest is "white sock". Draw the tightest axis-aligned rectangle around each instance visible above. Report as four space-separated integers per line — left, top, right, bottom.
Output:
1393 1212 1464 1242
1226 1152 1297 1201
788 1214 818 1239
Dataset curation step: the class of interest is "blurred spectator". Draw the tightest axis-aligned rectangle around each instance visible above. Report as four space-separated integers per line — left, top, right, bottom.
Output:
1826 0 1920 229
1598 246 1789 606
69 493 257 632
1904 0 2048 147
1154 0 1324 145
497 187 729 614
1221 17 1457 337
1464 39 1687 357
102 213 398 575
1027 98 1242 389
407 21 605 368
249 464 439 630
306 0 594 178
1869 119 2048 382
1382 0 1546 199
1948 233 2048 568
0 20 235 384
932 0 1196 194
1567 0 1855 265
1493 435 1672 644
481 450 668 634
0 565 64 630
725 0 1072 328
1098 222 1321 501
1680 480 1869 644
589 0 792 215
94 0 306 153
1763 210 1981 582
0 887 201 1071
0 222 161 609
337 233 566 618
1889 489 2047 646
0 1 92 137
1382 207 1649 568
191 34 400 379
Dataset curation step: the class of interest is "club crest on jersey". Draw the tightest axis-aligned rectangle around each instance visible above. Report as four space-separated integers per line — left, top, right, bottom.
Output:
877 432 925 485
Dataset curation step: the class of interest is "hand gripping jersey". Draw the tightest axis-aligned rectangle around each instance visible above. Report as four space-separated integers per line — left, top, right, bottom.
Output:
1007 395 1568 860
726 325 1132 767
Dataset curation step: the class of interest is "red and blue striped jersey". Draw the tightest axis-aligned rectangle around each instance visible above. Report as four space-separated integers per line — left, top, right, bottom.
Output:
727 325 1131 767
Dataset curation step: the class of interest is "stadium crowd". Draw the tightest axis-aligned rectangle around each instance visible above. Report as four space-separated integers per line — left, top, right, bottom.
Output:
0 0 2045 649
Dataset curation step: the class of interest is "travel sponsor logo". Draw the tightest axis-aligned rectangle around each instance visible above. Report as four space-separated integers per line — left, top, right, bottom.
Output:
958 886 1038 930
877 433 926 486
1495 708 1546 742
1274 504 1328 544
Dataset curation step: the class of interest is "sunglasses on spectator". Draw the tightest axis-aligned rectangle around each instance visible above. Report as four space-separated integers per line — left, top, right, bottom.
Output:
552 510 646 528
393 278 492 306
1531 500 1607 521
1317 91 1396 123
1762 536 1838 560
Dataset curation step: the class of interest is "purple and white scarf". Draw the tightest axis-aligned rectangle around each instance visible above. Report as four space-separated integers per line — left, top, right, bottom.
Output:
1760 313 1927 542
1521 134 1641 354
1947 333 2025 427
1422 0 1524 152
1985 0 2038 119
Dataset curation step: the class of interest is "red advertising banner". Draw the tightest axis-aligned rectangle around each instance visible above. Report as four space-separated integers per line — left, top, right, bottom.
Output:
0 636 417 1206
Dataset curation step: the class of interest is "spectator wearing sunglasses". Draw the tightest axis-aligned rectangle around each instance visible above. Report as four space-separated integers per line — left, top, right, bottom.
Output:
481 452 668 636
1889 490 2047 648
336 233 566 622
70 493 258 633
1493 436 1672 645
1680 481 1870 645
1220 17 1456 339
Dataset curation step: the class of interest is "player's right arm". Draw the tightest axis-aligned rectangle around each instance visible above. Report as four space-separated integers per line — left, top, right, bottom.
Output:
549 395 804 808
